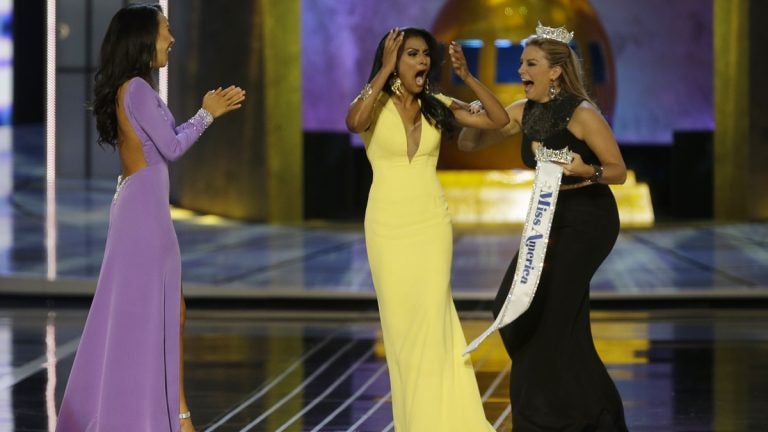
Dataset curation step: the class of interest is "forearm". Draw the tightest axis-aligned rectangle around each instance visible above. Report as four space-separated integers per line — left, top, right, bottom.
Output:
597 162 627 185
458 126 502 151
578 161 626 185
462 76 509 128
345 71 390 133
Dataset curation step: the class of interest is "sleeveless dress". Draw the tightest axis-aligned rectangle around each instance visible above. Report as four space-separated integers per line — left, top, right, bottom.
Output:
492 93 628 431
56 77 210 432
360 93 495 432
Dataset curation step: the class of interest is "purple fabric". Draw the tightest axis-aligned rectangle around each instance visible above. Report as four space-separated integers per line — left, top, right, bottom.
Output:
56 77 207 431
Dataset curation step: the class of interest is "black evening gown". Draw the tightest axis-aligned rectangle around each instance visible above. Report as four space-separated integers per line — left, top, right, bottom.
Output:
492 93 628 431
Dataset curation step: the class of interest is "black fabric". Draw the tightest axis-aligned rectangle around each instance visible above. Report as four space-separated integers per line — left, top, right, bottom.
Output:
493 184 629 431
521 93 600 185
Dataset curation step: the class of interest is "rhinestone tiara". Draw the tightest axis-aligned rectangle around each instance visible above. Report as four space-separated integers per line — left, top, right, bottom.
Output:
535 21 574 44
535 146 573 164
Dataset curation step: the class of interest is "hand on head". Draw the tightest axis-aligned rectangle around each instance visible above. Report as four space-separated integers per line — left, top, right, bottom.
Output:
383 28 404 75
202 86 246 118
449 41 471 81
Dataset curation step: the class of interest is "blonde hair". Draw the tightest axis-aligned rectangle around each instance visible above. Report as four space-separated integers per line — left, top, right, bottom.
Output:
523 35 596 108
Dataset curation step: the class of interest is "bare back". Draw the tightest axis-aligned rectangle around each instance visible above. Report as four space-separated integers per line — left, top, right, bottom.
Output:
116 81 148 178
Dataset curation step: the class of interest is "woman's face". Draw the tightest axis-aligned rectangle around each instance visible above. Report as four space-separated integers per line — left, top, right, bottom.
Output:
153 13 174 68
396 36 431 96
518 45 560 102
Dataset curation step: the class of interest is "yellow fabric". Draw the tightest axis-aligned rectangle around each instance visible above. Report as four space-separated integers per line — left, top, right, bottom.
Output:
361 93 495 431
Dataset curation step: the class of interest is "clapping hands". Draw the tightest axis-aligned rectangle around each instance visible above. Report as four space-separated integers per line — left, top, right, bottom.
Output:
202 85 246 118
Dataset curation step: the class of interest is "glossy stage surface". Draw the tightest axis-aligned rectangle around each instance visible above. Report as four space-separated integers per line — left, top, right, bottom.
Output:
2 125 768 430
3 308 768 431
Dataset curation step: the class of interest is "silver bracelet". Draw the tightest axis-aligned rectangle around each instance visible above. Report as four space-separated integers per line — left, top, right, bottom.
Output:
353 83 374 103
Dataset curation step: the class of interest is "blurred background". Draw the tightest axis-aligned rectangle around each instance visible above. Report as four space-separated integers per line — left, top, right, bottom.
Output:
12 0 761 226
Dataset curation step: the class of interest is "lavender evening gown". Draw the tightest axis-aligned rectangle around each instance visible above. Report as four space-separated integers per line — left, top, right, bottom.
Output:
56 77 211 432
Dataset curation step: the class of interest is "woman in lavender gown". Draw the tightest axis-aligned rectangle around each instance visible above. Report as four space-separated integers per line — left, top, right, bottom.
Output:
56 4 245 431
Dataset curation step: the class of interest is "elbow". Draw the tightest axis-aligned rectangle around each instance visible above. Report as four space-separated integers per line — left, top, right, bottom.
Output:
165 152 184 163
618 172 627 185
345 115 366 134
457 139 476 152
614 166 627 185
491 112 510 129
456 130 476 152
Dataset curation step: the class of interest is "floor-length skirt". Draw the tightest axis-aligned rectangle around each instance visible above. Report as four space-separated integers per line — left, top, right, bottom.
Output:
493 184 628 431
365 166 495 431
57 164 181 432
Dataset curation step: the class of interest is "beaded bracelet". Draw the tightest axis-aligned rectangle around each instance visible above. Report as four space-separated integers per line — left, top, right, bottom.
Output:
587 164 603 183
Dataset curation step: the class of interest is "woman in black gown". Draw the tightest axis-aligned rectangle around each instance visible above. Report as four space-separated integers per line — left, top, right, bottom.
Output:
458 24 629 431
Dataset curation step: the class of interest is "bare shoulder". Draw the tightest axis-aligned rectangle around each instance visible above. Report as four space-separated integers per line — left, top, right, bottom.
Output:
506 99 526 128
570 101 608 135
508 99 526 116
571 101 606 124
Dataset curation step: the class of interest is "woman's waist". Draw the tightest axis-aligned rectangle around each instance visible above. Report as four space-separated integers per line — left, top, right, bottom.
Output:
370 167 442 187
366 189 449 221
368 180 446 204
552 184 618 221
112 164 169 203
365 207 451 233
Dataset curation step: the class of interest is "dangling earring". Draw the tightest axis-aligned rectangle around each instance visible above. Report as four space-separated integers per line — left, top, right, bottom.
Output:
390 74 403 97
548 80 559 100
424 78 431 94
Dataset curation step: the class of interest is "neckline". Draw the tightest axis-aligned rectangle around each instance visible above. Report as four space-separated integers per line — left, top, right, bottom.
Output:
387 97 424 163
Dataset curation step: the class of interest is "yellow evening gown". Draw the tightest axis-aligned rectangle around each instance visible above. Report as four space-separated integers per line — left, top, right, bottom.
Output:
361 93 495 431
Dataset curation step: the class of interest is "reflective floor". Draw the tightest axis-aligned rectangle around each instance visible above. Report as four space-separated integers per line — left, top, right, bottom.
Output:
2 124 768 431
3 308 768 431
2 126 768 301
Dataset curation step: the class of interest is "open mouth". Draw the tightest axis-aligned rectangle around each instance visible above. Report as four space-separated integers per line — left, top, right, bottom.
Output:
521 78 534 93
415 70 427 87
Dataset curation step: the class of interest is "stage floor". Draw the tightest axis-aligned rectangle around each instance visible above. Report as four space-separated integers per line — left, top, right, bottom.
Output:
3 125 767 302
2 125 768 430
3 307 768 431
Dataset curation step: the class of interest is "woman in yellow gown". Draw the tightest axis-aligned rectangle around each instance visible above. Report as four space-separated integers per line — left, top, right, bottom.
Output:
346 27 509 431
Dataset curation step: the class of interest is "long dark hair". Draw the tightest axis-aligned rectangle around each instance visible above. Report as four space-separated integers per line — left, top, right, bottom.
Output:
367 28 457 137
92 3 162 148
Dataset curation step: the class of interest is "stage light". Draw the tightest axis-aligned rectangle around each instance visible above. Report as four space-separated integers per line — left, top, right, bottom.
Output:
46 0 57 280
159 0 168 102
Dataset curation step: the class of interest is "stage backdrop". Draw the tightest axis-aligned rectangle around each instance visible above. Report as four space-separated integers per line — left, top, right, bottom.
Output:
301 0 713 145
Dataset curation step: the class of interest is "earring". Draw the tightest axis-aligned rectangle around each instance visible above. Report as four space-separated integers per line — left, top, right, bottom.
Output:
548 80 559 100
390 75 403 96
424 78 431 94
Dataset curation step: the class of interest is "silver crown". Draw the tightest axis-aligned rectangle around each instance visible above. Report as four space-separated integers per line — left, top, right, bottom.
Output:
535 146 573 164
536 21 574 44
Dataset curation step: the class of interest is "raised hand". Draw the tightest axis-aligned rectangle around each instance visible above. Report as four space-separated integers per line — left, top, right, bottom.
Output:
202 85 246 118
449 41 471 82
382 28 404 75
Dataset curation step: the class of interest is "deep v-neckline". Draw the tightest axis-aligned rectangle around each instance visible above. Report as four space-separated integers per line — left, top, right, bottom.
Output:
392 98 423 163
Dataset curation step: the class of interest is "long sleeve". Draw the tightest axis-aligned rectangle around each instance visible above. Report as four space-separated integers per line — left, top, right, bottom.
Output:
124 77 212 162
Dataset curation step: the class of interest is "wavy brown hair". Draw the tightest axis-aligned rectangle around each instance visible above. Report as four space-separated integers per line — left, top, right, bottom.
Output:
92 3 162 148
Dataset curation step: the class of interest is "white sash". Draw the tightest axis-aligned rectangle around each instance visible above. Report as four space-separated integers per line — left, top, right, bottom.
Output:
463 155 567 355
